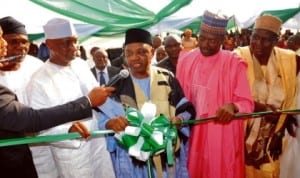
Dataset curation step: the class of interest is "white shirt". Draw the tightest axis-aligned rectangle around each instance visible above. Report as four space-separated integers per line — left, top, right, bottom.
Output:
0 55 43 103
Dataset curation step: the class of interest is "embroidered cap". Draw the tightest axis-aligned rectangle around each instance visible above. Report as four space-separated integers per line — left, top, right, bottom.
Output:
0 16 27 35
43 18 77 39
254 14 282 35
200 10 229 35
124 28 152 46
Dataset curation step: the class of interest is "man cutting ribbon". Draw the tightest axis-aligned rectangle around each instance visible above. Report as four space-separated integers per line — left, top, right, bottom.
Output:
98 28 195 178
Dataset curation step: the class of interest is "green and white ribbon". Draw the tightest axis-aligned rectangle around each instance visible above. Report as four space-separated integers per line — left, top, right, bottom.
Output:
0 130 114 147
1 108 299 148
115 103 178 165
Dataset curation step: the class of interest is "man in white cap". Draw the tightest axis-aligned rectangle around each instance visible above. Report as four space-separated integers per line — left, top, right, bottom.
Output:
235 14 298 178
25 18 115 178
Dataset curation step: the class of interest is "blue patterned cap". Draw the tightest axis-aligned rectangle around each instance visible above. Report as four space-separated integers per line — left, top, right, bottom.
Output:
201 10 228 35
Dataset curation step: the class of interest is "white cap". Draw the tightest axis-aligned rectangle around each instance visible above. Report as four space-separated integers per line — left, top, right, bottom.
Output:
43 18 77 39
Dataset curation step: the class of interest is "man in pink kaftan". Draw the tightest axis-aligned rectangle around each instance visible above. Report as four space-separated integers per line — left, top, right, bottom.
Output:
176 10 254 178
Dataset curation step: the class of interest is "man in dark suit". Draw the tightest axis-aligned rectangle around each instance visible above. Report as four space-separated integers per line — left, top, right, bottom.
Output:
91 48 120 85
0 26 115 177
0 84 114 178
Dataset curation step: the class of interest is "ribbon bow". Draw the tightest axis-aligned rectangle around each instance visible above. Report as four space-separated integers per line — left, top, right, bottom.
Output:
115 102 178 165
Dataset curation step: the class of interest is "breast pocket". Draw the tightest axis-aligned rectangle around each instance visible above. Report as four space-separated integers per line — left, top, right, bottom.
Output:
191 84 210 116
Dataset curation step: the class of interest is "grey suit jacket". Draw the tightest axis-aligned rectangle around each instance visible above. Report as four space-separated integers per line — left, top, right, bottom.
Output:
0 85 92 178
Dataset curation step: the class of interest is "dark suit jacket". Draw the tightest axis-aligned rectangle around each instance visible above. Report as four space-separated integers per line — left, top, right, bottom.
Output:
111 54 127 69
0 85 92 178
91 66 120 84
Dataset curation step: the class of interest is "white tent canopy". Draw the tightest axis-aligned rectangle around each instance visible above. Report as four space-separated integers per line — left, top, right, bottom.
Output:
1 0 299 32
0 0 299 49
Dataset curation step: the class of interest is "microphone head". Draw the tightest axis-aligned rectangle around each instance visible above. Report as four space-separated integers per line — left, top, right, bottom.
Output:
119 69 129 79
106 69 130 87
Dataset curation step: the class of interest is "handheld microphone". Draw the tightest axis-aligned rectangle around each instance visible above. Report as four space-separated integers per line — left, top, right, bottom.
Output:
106 69 130 87
93 69 129 113
0 54 25 63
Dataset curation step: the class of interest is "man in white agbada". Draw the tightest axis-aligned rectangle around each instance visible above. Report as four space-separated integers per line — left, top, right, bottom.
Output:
0 16 43 103
25 18 115 178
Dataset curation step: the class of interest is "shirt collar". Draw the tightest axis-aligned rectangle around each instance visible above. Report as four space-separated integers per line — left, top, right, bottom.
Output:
96 67 108 74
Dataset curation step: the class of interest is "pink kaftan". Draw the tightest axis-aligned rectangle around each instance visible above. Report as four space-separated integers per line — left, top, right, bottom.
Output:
176 48 254 178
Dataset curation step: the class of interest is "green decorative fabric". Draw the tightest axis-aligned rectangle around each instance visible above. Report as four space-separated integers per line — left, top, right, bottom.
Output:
261 7 300 24
29 1 299 41
30 0 192 36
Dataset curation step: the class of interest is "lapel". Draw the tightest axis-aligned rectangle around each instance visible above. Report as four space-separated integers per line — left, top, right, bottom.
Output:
107 66 120 80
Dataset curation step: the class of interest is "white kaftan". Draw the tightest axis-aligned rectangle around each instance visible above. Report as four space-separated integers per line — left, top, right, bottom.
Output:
0 55 43 103
26 58 115 178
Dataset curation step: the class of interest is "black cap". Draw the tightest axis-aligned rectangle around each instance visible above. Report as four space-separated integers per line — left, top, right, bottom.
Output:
124 28 152 46
0 16 27 35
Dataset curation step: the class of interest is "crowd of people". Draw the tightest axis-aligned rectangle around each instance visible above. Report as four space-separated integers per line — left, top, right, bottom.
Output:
0 9 300 178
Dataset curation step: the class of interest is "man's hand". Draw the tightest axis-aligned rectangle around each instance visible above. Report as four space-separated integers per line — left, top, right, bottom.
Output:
215 103 237 123
87 86 115 107
105 116 129 132
262 104 282 123
69 121 90 139
254 102 281 114
265 104 281 113
170 116 182 129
